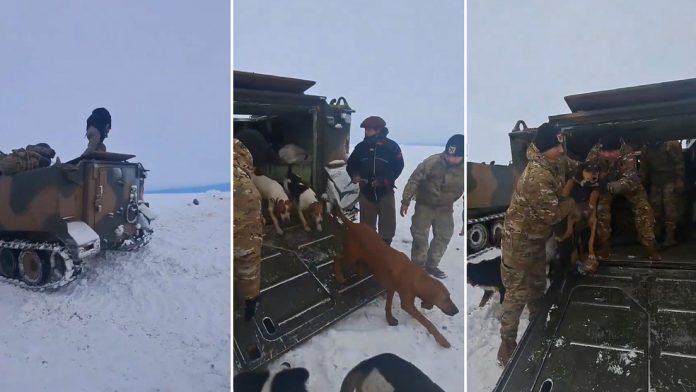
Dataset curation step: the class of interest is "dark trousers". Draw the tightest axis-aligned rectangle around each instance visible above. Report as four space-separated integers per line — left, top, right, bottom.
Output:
359 192 396 243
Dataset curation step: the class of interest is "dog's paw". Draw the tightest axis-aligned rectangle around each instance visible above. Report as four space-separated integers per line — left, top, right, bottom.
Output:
303 226 310 232
316 224 323 232
387 316 399 326
276 227 284 235
335 275 346 284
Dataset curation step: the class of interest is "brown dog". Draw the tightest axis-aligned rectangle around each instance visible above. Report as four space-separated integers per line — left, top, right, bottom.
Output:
332 208 459 348
555 163 600 272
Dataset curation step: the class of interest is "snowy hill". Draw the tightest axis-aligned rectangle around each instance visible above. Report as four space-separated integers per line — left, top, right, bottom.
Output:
0 192 230 391
267 145 466 391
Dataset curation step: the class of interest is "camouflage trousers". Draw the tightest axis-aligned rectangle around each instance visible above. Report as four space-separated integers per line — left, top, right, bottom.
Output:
0 149 48 175
410 203 454 268
597 189 655 247
359 192 396 243
500 231 547 341
649 182 679 236
233 173 263 305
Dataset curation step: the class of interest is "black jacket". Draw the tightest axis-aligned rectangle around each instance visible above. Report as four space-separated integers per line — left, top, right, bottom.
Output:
346 132 404 202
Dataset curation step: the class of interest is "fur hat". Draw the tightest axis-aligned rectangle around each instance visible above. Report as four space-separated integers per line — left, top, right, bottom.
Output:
445 134 464 157
533 123 561 153
87 107 111 134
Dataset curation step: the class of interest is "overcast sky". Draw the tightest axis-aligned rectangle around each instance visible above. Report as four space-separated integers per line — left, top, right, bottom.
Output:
0 0 230 190
233 0 464 149
469 1 696 165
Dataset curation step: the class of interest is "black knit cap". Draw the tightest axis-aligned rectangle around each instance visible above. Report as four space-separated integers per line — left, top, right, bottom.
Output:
533 122 561 153
87 107 111 133
445 134 464 157
599 134 621 151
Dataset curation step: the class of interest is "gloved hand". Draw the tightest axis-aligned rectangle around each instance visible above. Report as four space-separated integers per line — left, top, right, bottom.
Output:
598 178 611 194
371 178 393 191
244 296 260 321
400 203 409 217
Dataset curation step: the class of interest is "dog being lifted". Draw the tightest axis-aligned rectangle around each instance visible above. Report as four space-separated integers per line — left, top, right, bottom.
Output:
251 173 292 235
332 207 459 348
554 161 601 273
340 353 444 392
283 165 323 232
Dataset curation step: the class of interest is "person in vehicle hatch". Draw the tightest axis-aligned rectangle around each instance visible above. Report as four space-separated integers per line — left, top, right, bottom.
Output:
400 134 464 279
82 107 111 156
346 116 404 245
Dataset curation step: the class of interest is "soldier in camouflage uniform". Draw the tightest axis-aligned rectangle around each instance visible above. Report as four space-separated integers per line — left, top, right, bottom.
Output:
233 138 263 320
400 134 464 279
586 134 660 260
82 107 111 156
640 140 685 247
0 143 55 175
498 123 576 366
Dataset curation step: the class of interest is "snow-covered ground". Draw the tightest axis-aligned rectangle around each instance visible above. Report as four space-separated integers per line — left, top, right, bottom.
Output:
271 145 466 391
0 192 230 392
466 248 530 392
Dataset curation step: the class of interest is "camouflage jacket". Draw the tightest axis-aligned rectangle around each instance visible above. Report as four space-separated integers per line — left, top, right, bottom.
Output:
234 138 255 180
586 143 642 195
640 141 684 186
401 153 464 208
504 144 575 239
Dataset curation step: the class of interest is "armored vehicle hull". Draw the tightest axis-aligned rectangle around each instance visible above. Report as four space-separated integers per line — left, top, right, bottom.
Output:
495 78 696 391
0 152 154 289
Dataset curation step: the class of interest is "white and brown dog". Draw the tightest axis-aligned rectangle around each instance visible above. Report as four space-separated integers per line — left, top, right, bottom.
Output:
251 173 292 235
283 166 323 232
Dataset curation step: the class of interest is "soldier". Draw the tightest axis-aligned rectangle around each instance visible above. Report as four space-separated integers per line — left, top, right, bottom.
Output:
400 134 464 279
0 143 55 175
498 123 576 366
82 107 111 156
640 140 685 247
233 138 263 320
346 116 404 245
586 134 661 260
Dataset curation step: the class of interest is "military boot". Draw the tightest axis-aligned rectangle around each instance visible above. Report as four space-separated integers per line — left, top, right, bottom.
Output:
644 242 662 261
497 338 517 366
663 225 677 248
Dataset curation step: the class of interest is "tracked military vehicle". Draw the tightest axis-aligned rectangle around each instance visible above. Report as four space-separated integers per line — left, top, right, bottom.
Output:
0 151 154 290
466 121 529 256
233 71 383 372
495 78 696 391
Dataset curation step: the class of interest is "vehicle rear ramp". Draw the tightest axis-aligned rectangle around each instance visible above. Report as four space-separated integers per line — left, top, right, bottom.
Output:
233 214 384 372
495 244 696 392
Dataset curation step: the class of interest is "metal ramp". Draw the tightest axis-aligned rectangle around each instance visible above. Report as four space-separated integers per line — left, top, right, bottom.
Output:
495 252 696 392
233 214 383 372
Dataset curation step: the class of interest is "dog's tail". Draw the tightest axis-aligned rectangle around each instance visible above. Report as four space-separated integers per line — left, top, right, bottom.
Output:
339 369 368 392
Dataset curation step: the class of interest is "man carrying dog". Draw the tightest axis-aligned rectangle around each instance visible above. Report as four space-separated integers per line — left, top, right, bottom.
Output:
640 140 685 247
233 138 263 321
347 116 404 245
400 134 464 279
586 134 661 260
498 123 576 365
